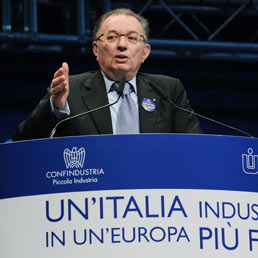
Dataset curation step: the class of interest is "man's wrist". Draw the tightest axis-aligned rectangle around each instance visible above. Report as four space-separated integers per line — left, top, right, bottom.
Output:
50 97 70 119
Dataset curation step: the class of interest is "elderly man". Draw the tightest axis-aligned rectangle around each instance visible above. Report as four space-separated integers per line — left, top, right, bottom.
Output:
12 8 202 141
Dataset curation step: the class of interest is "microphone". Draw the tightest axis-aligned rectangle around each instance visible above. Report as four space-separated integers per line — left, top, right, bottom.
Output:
149 82 254 138
49 77 126 138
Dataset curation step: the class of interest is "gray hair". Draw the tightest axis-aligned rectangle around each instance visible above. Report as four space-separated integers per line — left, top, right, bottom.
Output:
92 8 150 41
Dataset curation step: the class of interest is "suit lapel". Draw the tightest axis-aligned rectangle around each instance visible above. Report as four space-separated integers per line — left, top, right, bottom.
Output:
81 71 113 134
137 75 160 133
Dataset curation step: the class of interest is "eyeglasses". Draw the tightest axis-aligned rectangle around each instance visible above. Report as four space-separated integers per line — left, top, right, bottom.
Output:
96 31 146 44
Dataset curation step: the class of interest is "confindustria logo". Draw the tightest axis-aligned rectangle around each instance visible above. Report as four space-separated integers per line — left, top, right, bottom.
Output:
64 147 86 169
242 148 258 175
45 146 104 185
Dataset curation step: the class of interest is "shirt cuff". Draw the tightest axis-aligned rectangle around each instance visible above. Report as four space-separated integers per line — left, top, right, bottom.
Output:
50 97 70 119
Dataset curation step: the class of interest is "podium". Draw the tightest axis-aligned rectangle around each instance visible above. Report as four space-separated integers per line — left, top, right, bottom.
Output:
1 134 258 258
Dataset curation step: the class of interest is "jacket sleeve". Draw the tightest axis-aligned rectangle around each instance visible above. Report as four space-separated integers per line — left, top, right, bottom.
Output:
12 92 60 141
171 78 203 134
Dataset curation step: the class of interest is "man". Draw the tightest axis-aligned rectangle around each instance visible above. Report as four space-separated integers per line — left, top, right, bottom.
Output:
12 8 202 141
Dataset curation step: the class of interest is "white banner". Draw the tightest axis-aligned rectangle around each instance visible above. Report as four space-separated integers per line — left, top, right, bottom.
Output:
1 189 258 258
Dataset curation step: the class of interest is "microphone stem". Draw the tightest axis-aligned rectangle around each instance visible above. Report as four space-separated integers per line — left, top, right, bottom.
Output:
49 95 121 138
166 98 254 138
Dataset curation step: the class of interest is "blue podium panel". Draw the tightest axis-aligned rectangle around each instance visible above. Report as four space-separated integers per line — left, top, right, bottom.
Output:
0 134 258 258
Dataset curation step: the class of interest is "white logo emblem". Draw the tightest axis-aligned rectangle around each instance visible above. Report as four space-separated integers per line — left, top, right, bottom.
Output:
64 147 86 169
242 148 258 175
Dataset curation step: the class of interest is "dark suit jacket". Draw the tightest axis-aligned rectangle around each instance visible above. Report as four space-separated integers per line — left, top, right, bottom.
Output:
12 70 202 141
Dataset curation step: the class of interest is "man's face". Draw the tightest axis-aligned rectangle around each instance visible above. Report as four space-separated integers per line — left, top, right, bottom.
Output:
93 14 151 81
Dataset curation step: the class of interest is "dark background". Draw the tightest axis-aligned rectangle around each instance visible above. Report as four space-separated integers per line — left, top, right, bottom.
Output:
1 0 258 142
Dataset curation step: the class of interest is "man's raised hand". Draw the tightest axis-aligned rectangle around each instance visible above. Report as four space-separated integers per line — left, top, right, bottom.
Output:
50 62 69 109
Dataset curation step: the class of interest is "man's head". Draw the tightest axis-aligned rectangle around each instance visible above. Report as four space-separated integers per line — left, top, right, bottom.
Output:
92 9 151 81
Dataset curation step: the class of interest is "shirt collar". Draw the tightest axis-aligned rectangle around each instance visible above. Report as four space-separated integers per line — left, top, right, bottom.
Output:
101 71 137 94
